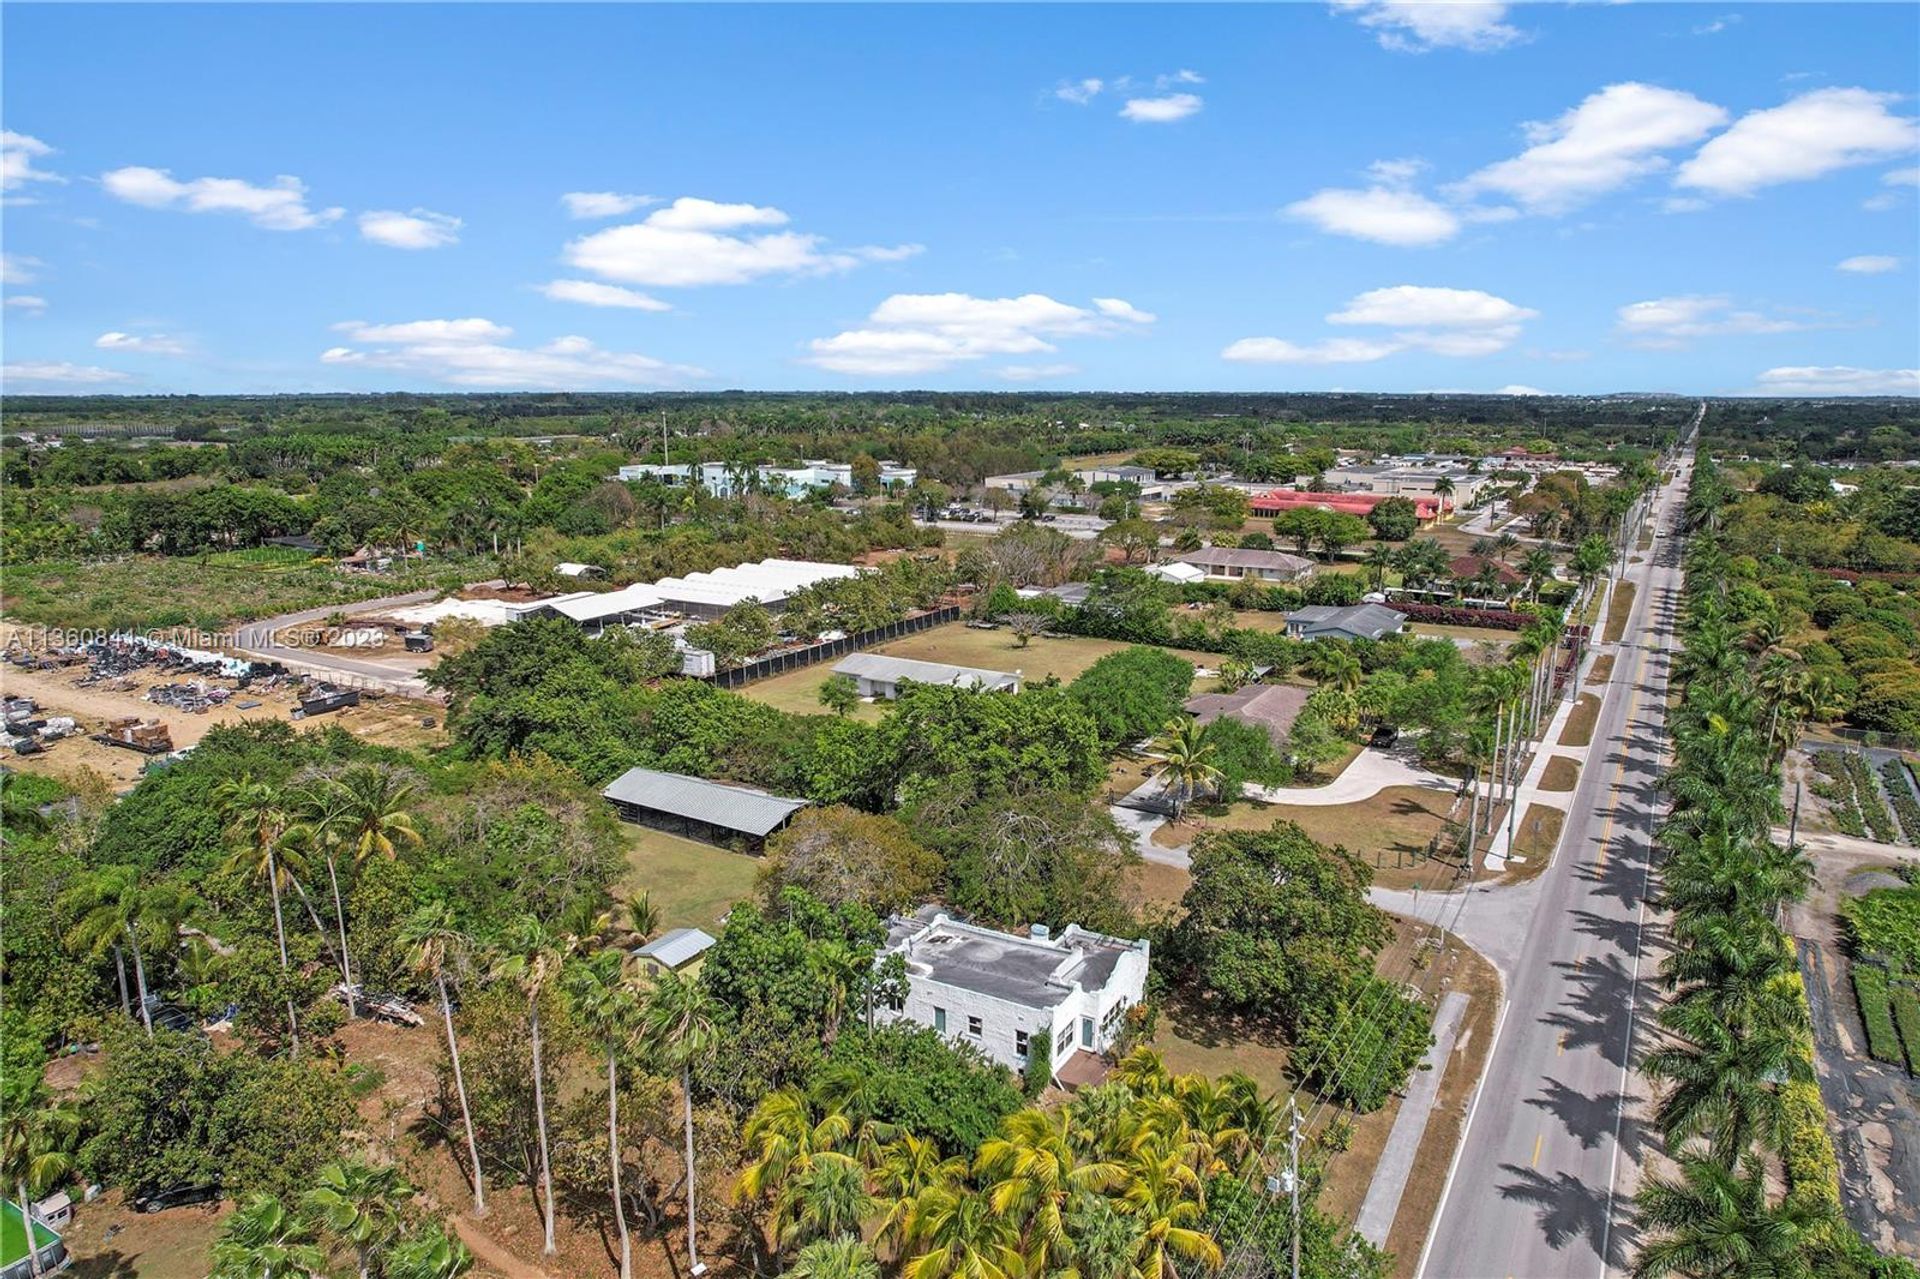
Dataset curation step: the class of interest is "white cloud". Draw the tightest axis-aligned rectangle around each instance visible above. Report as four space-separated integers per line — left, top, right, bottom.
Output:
95 331 190 356
1615 294 1809 347
1497 384 1549 395
1692 14 1741 36
358 208 462 250
101 165 343 231
1886 167 1920 187
538 279 672 311
1331 0 1522 53
1328 285 1537 329
1056 78 1105 105
1285 185 1462 246
1 253 44 286
561 191 657 219
1455 83 1729 213
1224 284 1535 365
2 131 63 193
1221 336 1404 365
322 317 702 388
2 361 130 386
1837 255 1902 275
804 292 1155 377
563 196 916 288
1120 94 1204 124
1753 366 1919 396
5 295 48 314
1676 88 1920 197
999 363 1082 382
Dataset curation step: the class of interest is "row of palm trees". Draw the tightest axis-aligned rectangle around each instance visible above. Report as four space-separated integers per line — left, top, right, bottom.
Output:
1629 487 1841 1277
737 1047 1274 1279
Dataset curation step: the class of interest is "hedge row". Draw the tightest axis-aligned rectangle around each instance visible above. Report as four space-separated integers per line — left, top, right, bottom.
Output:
1391 600 1538 631
1893 986 1920 1076
1779 1079 1842 1212
1853 963 1905 1065
1878 758 1920 846
1842 751 1899 844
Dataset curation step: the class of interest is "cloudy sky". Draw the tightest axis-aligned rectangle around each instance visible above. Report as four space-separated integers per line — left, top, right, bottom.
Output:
3 3 1917 395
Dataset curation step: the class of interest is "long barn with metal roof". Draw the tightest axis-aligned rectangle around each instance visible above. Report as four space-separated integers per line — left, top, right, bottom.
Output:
600 766 810 850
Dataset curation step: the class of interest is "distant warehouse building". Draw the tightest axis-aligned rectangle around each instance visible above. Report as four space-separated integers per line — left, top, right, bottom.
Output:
601 766 809 851
833 652 1023 699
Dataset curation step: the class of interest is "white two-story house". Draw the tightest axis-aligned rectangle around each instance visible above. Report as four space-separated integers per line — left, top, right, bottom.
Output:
876 908 1149 1080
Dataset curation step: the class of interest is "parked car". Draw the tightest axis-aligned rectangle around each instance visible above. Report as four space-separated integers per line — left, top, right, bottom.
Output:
1368 724 1401 749
133 1183 219 1213
139 996 197 1034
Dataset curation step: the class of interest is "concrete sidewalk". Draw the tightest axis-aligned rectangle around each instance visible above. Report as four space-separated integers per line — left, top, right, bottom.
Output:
1356 991 1470 1247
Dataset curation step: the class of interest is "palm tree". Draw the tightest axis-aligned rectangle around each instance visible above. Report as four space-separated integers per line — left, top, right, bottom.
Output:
778 1151 875 1250
978 1108 1122 1277
304 1160 413 1279
1642 1017 1811 1167
1432 475 1455 511
1306 643 1364 694
214 773 301 1053
210 1194 327 1279
1363 542 1396 590
61 866 164 1036
809 940 866 1050
788 1236 881 1279
0 1088 79 1279
1493 530 1521 563
385 1223 474 1279
641 968 720 1275
1631 1153 1833 1278
1521 547 1557 601
565 952 642 1279
903 1184 1020 1279
489 916 573 1255
1116 1140 1222 1279
1157 718 1221 819
874 1134 965 1258
298 766 425 1011
399 903 485 1216
283 779 358 1002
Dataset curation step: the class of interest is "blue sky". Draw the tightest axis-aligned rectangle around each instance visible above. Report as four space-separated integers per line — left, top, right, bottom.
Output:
3 2 1917 396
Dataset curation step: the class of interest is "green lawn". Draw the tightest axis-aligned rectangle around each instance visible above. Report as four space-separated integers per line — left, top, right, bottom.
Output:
620 825 761 932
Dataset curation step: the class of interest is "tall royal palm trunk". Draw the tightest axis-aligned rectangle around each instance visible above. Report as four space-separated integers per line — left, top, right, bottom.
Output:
111 944 129 1014
264 847 300 1055
324 853 356 1016
438 975 485 1215
18 1181 43 1279
681 1063 701 1275
608 1048 632 1279
125 923 153 1036
529 999 556 1254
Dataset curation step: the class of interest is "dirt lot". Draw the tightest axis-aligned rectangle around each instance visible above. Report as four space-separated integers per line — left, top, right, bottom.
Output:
0 662 447 790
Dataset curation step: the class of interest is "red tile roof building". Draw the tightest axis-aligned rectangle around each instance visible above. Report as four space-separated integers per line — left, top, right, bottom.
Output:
1247 489 1442 521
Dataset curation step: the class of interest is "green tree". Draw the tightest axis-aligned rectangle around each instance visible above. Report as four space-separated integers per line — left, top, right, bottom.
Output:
1632 1154 1834 1279
211 1194 327 1279
566 952 643 1279
641 969 721 1277
1158 716 1221 819
214 773 302 1053
400 903 486 1215
303 1159 414 1279
819 673 860 717
489 916 575 1255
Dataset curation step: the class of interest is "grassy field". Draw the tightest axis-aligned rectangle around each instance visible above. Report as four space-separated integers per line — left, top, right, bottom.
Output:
738 623 1223 719
1 554 469 632
1154 784 1462 889
1560 693 1602 747
1504 803 1567 883
1539 756 1580 791
620 824 761 932
1603 580 1638 644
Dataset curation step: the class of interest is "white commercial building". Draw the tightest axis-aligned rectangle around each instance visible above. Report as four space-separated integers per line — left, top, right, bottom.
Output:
877 908 1150 1077
615 459 916 497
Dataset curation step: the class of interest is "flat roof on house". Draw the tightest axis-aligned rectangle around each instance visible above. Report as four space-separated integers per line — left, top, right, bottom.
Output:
1172 546 1316 574
601 767 809 838
882 909 1145 1011
634 926 716 969
1182 683 1311 743
834 652 1021 692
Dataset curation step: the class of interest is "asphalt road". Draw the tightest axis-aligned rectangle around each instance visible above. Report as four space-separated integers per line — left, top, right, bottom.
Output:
1419 451 1692 1279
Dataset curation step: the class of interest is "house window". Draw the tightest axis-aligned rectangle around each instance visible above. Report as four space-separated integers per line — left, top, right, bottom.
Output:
1081 1017 1095 1049
967 1015 983 1038
933 1007 946 1034
1015 1030 1030 1059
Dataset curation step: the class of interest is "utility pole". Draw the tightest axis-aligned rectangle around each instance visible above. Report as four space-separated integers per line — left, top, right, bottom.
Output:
1287 1097 1302 1279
